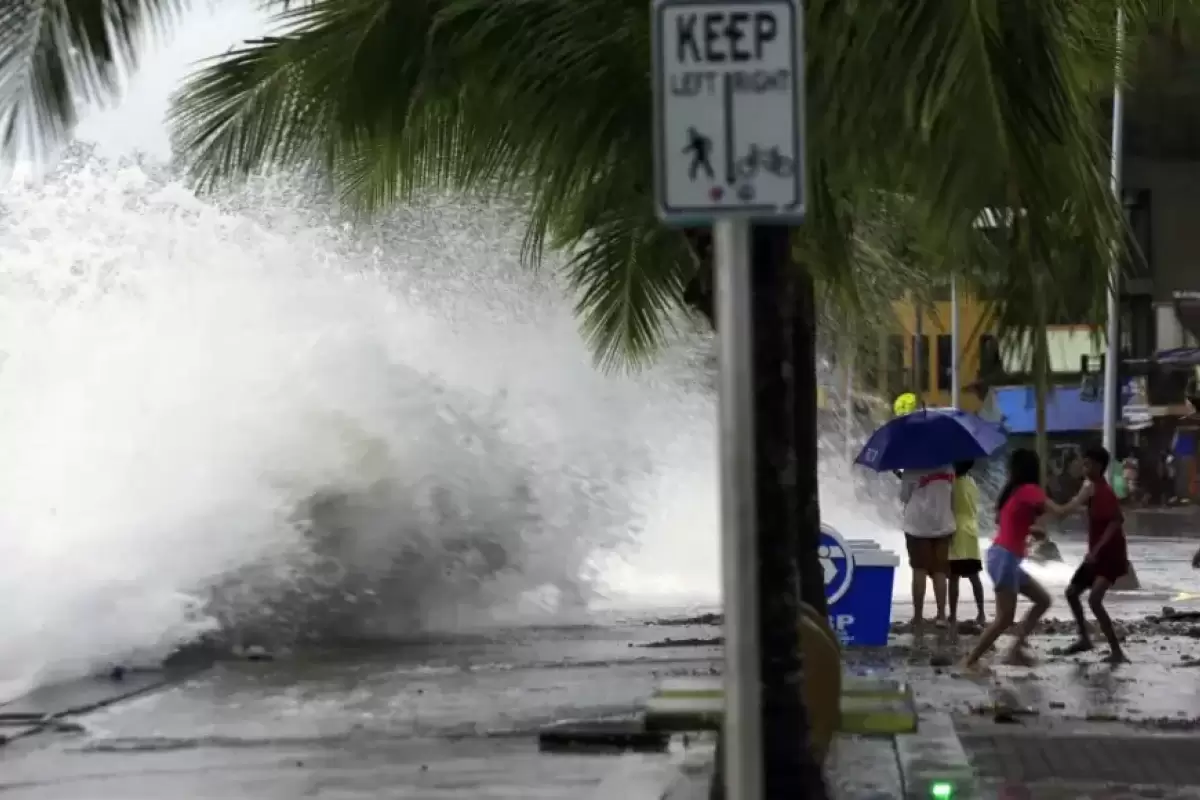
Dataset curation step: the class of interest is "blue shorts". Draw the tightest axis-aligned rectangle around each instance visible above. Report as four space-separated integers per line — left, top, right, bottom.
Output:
986 545 1028 593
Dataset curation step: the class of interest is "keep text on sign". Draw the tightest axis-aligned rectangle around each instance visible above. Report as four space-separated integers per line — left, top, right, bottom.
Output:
652 0 805 222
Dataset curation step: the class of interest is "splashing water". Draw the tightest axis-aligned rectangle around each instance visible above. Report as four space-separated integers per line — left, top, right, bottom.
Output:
0 148 731 696
0 146 905 700
0 2 907 704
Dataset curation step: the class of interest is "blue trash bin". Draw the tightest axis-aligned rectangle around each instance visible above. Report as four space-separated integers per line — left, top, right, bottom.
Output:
819 524 899 647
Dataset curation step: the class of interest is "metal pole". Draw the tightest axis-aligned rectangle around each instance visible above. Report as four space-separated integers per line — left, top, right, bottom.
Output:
713 218 763 800
951 275 962 408
1102 7 1126 459
844 343 856 462
913 296 924 405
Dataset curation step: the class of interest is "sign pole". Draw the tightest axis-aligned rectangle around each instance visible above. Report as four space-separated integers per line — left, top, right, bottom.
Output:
714 217 764 800
651 2 804 796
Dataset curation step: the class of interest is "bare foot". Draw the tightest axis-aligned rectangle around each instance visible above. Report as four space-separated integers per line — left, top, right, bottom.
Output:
934 617 948 629
975 613 987 626
1002 647 1037 667
1063 639 1093 656
960 658 991 677
1102 650 1128 664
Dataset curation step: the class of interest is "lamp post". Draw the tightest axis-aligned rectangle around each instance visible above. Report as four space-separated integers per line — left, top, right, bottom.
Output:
951 275 961 409
1101 8 1126 460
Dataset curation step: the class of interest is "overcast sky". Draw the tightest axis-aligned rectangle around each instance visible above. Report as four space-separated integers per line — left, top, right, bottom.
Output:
78 4 268 159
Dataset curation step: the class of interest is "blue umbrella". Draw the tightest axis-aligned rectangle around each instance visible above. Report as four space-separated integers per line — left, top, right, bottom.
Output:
855 407 1007 472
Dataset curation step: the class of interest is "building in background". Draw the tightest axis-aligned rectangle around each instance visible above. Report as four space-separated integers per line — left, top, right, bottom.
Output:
851 287 1002 412
841 39 1200 503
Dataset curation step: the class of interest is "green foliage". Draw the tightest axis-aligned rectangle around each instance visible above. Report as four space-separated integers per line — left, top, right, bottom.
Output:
3 0 1187 370
0 0 185 159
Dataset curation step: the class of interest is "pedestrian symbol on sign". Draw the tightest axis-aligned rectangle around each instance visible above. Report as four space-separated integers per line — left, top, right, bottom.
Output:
683 127 714 180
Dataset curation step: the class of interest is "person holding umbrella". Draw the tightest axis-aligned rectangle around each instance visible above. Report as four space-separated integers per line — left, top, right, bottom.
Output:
856 407 1008 629
899 464 956 628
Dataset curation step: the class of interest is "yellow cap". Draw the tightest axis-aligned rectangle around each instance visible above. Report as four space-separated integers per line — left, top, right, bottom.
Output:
892 392 918 416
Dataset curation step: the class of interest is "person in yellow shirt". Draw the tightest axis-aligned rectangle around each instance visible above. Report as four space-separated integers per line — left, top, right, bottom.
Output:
949 460 987 626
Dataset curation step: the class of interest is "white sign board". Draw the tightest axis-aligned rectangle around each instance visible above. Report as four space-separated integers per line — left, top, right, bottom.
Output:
1122 404 1153 430
652 0 805 224
1122 375 1153 430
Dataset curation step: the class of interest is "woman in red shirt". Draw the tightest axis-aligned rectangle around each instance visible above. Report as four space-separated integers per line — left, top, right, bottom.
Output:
964 448 1074 670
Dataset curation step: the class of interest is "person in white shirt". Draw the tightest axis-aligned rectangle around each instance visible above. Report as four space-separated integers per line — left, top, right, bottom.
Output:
900 466 957 627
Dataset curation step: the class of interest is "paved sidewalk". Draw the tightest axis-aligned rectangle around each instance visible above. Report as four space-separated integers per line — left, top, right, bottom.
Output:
838 632 1200 798
964 726 1200 784
978 783 1200 799
1125 506 1200 538
950 717 1200 799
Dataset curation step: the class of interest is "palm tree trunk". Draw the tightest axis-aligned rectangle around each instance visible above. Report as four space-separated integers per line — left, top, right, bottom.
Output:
793 259 828 617
692 225 826 798
751 225 828 797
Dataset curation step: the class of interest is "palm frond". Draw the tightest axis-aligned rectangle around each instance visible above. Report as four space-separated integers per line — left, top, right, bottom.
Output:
817 0 1129 348
562 205 695 370
171 0 697 366
167 0 1155 370
0 0 185 159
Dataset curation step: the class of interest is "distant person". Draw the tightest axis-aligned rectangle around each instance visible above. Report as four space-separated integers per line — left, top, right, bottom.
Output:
1063 445 1129 663
963 448 1077 670
948 460 986 626
1122 455 1139 505
900 465 956 628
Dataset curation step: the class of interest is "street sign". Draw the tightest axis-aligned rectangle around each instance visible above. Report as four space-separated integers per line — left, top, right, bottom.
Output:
1122 375 1153 430
651 0 805 224
1122 404 1153 430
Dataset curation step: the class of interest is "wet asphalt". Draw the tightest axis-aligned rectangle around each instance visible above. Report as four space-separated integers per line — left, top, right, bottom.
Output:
0 622 720 799
6 531 1200 798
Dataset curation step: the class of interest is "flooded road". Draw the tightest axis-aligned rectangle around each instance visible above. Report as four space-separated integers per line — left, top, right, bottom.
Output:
6 533 1200 799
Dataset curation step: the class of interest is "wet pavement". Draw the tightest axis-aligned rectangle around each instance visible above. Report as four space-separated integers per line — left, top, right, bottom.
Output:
966 726 1200 796
8 533 1200 798
9 621 1200 799
853 621 1200 798
0 622 722 799
2 734 700 799
1125 507 1200 540
901 532 1200 621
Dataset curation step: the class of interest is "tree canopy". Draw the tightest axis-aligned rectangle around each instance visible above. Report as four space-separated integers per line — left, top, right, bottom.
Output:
3 0 1190 368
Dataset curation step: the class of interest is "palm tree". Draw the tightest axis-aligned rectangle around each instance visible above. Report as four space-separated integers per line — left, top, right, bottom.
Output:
163 2 1128 782
0 0 1166 795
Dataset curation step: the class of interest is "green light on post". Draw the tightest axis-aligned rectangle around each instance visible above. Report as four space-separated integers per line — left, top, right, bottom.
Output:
930 781 954 800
